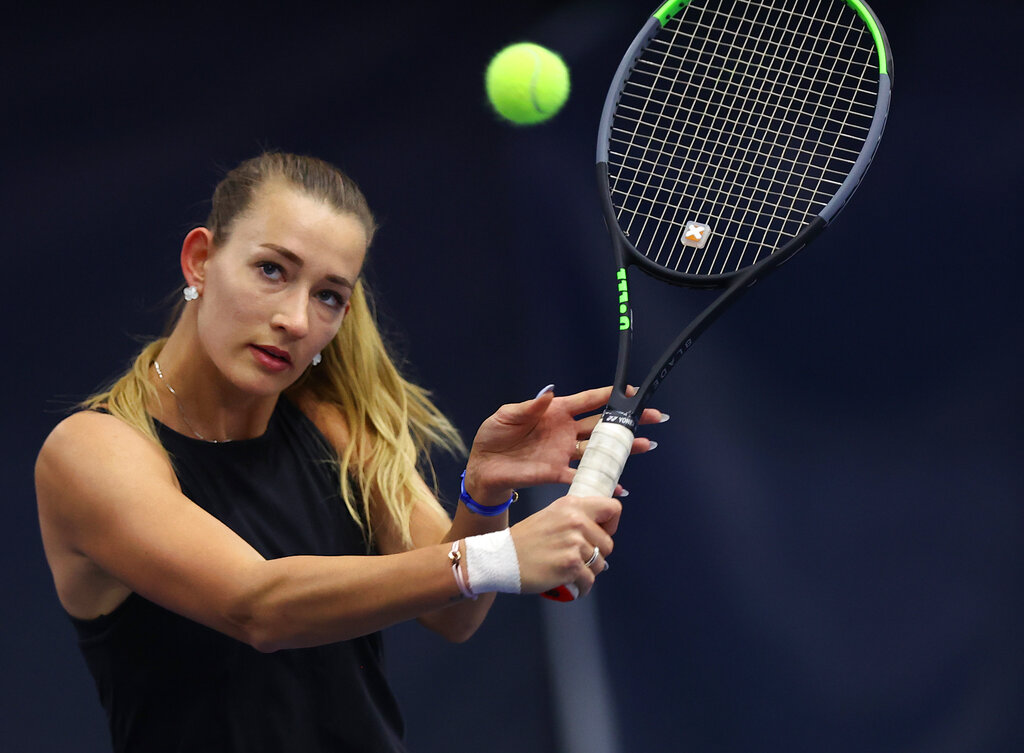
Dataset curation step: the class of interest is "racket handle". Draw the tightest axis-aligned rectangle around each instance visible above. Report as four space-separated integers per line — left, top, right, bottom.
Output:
542 420 635 603
568 419 635 497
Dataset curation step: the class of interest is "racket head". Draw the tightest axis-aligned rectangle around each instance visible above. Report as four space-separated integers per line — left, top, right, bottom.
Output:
598 0 893 289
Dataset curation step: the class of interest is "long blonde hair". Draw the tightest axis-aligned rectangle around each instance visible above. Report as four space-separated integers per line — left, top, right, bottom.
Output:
83 152 464 549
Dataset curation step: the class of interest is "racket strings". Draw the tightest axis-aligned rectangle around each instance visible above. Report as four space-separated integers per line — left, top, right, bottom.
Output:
607 0 879 277
627 0 868 270
618 0 873 273
612 19 861 266
701 0 867 272
616 1 728 265
647 0 864 221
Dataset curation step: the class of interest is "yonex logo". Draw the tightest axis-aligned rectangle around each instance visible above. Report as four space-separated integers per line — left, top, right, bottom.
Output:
682 221 711 249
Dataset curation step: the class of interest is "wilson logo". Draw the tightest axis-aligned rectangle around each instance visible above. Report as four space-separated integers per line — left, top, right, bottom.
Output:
616 268 630 330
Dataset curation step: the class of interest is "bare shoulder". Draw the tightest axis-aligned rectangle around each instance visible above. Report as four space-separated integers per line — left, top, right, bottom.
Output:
36 411 177 524
41 409 147 449
38 411 174 485
36 412 179 618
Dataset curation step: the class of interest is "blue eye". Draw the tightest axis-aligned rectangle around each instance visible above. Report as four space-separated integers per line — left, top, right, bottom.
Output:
259 262 283 280
316 290 346 309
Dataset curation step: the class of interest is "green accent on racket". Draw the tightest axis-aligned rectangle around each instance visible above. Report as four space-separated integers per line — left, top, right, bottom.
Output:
616 268 631 330
654 0 690 26
847 0 888 73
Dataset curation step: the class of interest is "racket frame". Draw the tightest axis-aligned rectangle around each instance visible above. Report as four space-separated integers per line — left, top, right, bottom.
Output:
543 0 892 601
596 0 892 426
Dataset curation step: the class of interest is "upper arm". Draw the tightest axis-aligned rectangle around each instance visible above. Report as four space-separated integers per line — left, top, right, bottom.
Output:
376 473 454 554
292 395 498 643
292 394 452 555
35 412 266 640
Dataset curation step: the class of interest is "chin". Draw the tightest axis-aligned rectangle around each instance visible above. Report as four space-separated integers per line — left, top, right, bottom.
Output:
249 372 301 397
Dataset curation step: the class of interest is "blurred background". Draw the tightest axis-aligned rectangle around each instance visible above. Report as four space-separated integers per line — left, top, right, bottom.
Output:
3 0 1022 750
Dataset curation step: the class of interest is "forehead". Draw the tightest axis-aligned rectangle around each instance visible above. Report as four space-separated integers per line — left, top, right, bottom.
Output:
229 180 367 273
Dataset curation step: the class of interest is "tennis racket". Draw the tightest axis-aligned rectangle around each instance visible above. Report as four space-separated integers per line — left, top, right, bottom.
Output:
544 0 892 602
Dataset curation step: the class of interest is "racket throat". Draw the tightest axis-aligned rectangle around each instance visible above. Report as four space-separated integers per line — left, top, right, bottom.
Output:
636 269 756 407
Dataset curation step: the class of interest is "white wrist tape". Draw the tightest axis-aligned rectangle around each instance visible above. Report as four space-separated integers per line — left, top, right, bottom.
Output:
464 529 521 595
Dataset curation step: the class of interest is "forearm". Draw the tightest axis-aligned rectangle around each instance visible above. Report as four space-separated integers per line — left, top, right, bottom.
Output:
442 494 511 542
417 481 515 641
234 545 463 651
239 501 514 649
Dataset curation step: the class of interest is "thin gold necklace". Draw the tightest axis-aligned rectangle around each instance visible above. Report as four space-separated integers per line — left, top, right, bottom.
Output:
153 359 230 443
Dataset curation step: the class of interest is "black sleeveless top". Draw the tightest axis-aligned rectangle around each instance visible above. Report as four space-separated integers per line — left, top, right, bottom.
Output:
70 398 407 752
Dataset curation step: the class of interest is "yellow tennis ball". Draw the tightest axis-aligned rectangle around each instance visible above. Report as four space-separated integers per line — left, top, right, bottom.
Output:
485 42 570 125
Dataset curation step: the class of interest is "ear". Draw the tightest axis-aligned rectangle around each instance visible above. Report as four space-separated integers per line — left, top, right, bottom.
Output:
180 227 213 290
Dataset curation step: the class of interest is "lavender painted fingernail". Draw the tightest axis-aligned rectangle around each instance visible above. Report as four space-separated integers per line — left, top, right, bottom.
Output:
534 384 555 399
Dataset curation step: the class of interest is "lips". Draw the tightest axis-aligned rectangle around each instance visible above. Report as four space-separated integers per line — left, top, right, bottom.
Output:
254 345 291 363
249 344 293 372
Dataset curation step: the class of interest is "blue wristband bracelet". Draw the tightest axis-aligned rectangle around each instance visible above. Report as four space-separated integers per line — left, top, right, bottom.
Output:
460 471 517 516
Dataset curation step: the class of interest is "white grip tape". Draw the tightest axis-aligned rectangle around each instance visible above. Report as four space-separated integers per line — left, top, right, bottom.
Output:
568 420 635 497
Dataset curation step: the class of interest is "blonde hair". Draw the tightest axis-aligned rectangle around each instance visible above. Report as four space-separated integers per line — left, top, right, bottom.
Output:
83 152 465 549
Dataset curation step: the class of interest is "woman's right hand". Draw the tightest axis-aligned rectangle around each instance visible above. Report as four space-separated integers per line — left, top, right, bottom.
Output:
510 495 621 599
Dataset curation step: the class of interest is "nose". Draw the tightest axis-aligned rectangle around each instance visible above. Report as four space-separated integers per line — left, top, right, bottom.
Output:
271 289 310 339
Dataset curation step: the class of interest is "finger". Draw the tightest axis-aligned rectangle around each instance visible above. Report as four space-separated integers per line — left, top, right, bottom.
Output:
496 385 556 425
629 436 659 455
572 566 598 599
637 407 670 425
553 494 622 540
557 386 615 416
593 502 622 537
581 545 608 575
574 413 602 436
581 503 620 548
561 493 623 536
523 384 556 412
573 541 611 595
560 385 660 419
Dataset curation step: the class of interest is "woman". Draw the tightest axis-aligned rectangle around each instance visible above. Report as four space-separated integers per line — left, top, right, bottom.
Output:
35 152 659 752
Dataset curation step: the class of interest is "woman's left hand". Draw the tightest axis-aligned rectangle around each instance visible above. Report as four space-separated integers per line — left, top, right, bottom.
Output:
462 385 664 504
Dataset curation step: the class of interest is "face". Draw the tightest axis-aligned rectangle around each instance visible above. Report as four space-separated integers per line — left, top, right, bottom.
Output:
190 180 367 395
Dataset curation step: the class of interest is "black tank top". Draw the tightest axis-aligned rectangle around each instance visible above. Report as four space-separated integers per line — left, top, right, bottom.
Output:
70 398 407 752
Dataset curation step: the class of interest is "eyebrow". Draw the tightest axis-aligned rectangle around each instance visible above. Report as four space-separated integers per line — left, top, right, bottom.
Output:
259 243 356 289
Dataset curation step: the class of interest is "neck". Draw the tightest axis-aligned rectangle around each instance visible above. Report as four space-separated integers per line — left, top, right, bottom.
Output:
151 316 280 441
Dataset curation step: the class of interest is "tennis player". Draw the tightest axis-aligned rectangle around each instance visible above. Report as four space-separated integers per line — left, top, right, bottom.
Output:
35 152 659 752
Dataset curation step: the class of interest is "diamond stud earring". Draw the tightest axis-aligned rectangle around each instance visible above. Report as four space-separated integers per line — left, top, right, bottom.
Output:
312 352 323 366
183 285 199 301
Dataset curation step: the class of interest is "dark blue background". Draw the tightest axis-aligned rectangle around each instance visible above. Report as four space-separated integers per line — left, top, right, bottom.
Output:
3 1 1021 750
